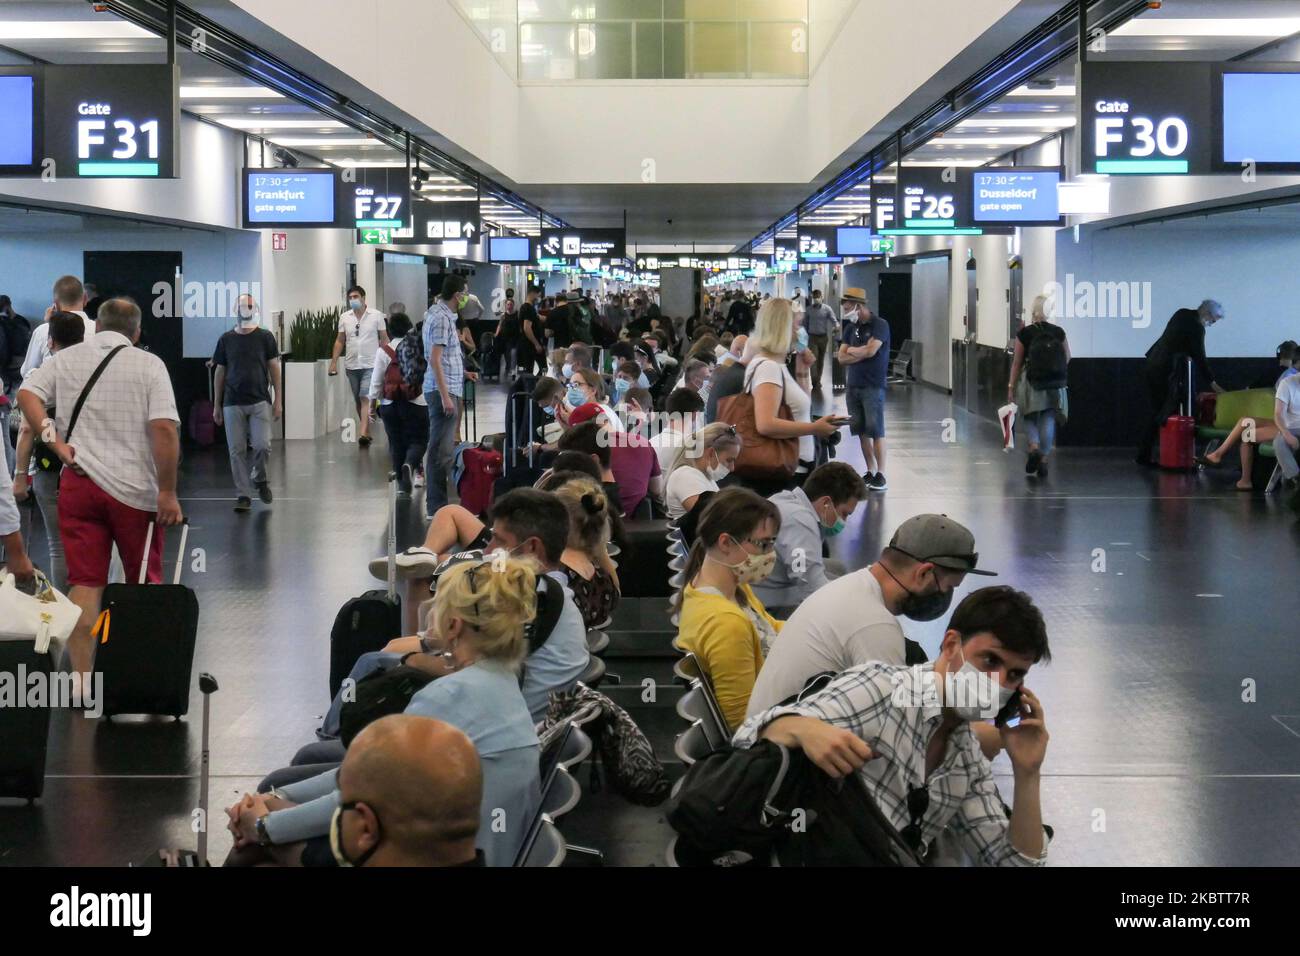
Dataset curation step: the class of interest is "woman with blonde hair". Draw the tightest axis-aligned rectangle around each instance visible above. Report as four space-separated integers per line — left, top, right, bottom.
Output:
664 422 744 520
743 298 841 493
1007 293 1070 478
539 471 621 628
226 559 542 868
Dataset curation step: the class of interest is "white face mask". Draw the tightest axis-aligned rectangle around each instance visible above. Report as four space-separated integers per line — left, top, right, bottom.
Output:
706 450 730 482
944 645 1016 722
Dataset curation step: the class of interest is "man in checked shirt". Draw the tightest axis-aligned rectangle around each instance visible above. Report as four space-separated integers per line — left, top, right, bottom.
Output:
733 586 1052 866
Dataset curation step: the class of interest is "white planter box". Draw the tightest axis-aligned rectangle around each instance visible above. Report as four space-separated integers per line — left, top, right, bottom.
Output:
284 360 362 440
283 360 328 439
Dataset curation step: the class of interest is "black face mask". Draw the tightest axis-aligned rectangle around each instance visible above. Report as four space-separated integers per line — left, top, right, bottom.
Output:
883 565 954 622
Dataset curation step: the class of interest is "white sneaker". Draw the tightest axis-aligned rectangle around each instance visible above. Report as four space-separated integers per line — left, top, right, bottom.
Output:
368 547 441 582
412 471 425 488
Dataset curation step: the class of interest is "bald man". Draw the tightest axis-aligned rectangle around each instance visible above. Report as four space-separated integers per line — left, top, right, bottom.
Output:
330 715 483 867
229 715 483 867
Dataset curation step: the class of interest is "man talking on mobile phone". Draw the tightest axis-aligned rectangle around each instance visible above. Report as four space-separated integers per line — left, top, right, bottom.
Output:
735 585 1052 866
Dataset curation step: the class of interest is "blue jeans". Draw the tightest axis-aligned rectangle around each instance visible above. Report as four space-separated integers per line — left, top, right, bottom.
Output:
1024 409 1057 455
847 385 886 438
424 392 460 512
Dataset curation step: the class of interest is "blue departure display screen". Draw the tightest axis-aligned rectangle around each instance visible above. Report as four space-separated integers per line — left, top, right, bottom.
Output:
245 171 337 224
1222 72 1300 164
0 75 35 166
971 170 1061 224
490 235 532 263
836 227 876 256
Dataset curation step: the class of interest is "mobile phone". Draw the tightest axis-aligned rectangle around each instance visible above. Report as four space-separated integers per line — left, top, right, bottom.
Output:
994 689 1023 728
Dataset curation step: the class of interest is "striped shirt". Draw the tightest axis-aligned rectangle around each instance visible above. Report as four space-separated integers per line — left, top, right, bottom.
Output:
422 300 464 398
20 330 179 513
733 661 1049 867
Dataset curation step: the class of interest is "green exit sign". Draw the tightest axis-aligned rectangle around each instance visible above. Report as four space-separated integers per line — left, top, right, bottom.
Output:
360 228 390 245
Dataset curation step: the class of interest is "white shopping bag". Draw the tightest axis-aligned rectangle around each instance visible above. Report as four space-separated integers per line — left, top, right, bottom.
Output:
998 402 1018 452
0 570 82 654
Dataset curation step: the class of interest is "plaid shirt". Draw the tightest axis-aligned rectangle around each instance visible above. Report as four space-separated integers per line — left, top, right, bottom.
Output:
422 300 464 398
733 661 1049 866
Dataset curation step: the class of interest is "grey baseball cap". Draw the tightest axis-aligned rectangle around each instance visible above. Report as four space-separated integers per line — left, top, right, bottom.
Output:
888 514 997 576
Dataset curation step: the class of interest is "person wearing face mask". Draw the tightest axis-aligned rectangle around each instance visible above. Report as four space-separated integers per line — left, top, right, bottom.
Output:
211 294 282 512
735 585 1052 866
747 514 995 725
565 367 624 433
675 488 785 731
327 714 484 867
1137 299 1226 467
228 556 545 867
664 422 743 521
328 284 389 448
750 462 867 619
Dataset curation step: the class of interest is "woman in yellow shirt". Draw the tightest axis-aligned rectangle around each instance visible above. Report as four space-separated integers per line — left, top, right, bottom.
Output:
674 487 784 731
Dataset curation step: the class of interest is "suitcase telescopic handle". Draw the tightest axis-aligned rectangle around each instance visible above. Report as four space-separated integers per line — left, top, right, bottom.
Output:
137 517 190 585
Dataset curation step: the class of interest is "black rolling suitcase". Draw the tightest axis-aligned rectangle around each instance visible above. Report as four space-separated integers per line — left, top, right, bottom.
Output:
0 627 53 801
831 351 846 393
94 519 199 719
328 473 401 699
493 390 545 501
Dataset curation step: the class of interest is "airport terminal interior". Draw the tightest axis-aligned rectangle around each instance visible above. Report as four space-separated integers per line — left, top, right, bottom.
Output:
1 0 1299 873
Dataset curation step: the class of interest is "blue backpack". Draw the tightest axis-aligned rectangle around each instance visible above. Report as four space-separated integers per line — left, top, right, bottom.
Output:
395 328 428 393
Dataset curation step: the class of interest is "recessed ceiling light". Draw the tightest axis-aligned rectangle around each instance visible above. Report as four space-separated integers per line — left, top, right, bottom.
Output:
0 21 155 40
1007 84 1076 97
180 86 283 99
1112 18 1300 38
266 137 377 146
957 117 1075 129
217 118 347 130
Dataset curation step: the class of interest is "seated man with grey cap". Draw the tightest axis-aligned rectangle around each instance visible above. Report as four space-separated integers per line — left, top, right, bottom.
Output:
746 514 1004 758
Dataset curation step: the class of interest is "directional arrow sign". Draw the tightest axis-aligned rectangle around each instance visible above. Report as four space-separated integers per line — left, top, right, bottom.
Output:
359 228 390 244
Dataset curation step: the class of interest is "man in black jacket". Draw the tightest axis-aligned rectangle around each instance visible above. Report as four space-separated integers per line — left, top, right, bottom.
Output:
1136 300 1226 466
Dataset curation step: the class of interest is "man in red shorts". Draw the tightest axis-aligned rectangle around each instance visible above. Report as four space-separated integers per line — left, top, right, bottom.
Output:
18 297 184 675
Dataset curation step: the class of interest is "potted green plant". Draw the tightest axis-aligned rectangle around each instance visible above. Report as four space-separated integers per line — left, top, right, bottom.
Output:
284 307 342 439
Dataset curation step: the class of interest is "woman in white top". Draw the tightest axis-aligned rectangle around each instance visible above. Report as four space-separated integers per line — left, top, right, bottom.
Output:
746 298 841 490
368 312 428 495
664 422 743 520
566 367 625 432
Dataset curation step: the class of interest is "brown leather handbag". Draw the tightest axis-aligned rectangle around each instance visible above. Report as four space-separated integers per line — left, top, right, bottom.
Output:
716 358 799 481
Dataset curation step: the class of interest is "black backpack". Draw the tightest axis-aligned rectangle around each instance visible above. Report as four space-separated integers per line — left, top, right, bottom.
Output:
336 570 566 746
666 740 922 867
1026 324 1068 389
0 314 31 373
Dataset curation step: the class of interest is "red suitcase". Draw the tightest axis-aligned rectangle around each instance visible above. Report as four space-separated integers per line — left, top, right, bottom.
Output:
1159 357 1196 471
1159 415 1195 471
458 446 503 517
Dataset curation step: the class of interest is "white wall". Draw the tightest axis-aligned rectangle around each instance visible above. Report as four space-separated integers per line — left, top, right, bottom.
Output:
1055 222 1299 360
660 268 699 320
911 255 952 388
228 0 1020 186
0 226 260 359
377 256 429 316
257 226 357 335
0 115 243 230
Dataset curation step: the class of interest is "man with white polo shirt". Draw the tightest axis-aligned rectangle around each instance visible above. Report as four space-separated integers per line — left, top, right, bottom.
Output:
20 275 97 378
18 297 184 675
329 284 388 448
